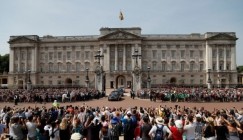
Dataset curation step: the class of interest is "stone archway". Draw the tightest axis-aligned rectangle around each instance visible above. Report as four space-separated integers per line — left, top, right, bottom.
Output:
18 80 24 89
65 78 72 86
116 75 126 89
170 77 177 84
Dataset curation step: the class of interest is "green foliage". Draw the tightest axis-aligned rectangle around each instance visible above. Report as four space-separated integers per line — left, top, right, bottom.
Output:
237 66 243 73
0 54 9 73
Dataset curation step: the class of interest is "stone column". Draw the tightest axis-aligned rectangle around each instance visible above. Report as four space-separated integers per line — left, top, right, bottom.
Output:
224 46 227 70
123 45 126 70
205 42 212 70
9 48 14 72
25 48 28 71
18 49 21 72
216 46 219 71
115 45 118 71
231 45 236 71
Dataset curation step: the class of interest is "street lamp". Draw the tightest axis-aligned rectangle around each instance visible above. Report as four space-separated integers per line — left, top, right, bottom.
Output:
85 68 89 88
132 49 142 66
95 50 104 65
147 66 151 89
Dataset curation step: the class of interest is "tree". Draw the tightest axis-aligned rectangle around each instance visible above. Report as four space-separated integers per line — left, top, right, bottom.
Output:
0 54 9 73
237 65 243 73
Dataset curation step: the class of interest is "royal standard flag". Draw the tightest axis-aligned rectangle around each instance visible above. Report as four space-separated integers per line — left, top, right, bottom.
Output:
119 11 124 20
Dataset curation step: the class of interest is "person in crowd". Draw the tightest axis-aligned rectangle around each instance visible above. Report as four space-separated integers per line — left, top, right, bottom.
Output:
59 118 71 140
149 117 172 140
183 114 196 140
140 116 152 140
25 115 37 140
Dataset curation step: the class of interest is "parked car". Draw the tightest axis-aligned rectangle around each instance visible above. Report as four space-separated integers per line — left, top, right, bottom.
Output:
108 91 122 101
116 87 125 96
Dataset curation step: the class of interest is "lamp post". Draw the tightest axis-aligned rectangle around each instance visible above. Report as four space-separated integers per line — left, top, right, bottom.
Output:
132 49 142 66
147 66 151 89
207 69 212 89
94 50 104 92
95 50 104 65
85 68 89 88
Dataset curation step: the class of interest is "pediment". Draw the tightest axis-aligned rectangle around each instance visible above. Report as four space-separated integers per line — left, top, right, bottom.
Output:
9 36 38 44
98 30 142 40
207 33 238 41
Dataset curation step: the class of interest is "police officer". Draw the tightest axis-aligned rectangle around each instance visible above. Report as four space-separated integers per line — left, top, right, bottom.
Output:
14 94 19 105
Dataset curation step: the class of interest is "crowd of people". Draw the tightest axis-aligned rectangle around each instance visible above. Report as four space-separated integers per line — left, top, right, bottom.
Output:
137 88 243 102
0 88 106 103
0 102 242 140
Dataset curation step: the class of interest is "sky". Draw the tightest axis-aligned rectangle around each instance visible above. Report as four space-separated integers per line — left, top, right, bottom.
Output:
0 0 243 65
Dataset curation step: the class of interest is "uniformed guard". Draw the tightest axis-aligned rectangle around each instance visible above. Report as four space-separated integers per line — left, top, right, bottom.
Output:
14 94 19 105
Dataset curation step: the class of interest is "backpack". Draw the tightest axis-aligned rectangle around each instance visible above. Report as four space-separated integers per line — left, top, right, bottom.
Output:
195 122 203 139
123 119 132 134
50 129 58 138
154 125 164 140
110 124 119 137
72 125 84 135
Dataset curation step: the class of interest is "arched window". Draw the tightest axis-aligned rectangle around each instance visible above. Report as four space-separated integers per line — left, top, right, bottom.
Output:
67 62 72 72
161 62 167 72
199 61 204 71
180 61 185 72
48 63 54 72
152 61 157 70
171 61 176 71
57 63 62 72
76 62 81 71
190 61 195 71
85 62 90 70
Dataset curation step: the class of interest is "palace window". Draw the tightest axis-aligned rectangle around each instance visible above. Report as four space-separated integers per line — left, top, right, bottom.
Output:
180 62 185 72
85 51 90 60
171 62 176 71
49 52 53 60
226 49 231 58
199 62 204 71
161 62 166 72
58 52 62 60
171 50 176 59
67 63 72 72
190 50 194 58
49 63 54 72
152 50 157 59
76 51 81 59
57 63 62 72
190 62 194 71
219 49 223 58
161 50 166 59
180 50 185 59
152 61 157 70
76 62 81 71
67 51 71 60
199 50 203 59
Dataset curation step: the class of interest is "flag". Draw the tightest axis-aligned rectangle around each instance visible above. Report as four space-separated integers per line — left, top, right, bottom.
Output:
119 11 124 20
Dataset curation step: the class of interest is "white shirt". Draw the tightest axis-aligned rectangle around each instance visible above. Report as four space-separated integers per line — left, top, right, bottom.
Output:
26 121 37 137
184 122 196 140
49 127 60 140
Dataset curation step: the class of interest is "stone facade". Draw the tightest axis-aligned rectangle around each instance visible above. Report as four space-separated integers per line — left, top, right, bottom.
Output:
8 27 238 90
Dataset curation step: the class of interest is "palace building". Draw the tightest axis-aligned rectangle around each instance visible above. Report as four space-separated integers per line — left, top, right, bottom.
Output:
8 27 238 90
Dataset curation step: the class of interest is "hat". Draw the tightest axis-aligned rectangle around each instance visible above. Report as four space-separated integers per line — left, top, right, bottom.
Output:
205 117 214 123
239 110 243 115
155 117 164 125
175 120 183 129
195 114 202 118
127 111 131 115
71 133 82 140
